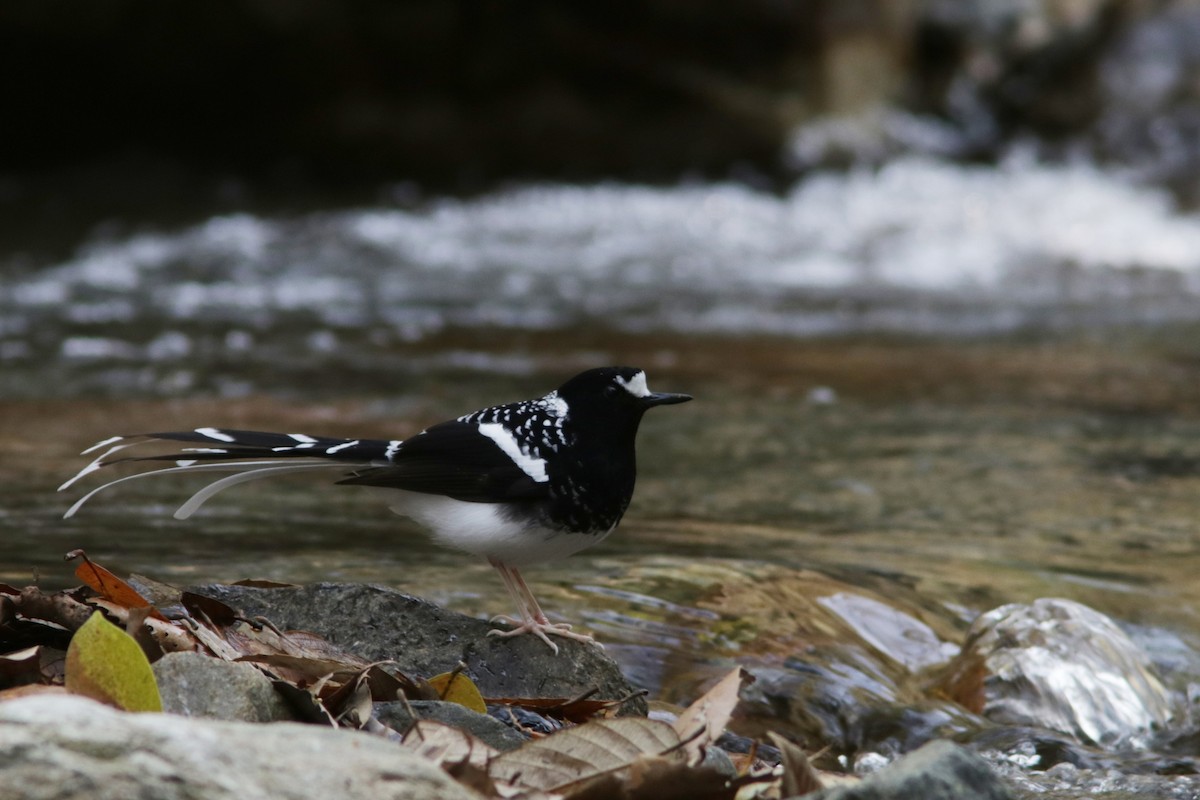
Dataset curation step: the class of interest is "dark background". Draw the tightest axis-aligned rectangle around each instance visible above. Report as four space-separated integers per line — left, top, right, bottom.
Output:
0 1 1137 191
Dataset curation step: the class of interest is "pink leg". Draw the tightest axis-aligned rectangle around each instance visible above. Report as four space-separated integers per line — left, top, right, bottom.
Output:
486 558 597 653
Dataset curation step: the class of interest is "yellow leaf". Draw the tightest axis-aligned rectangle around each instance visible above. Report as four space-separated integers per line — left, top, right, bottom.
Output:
427 670 487 714
65 611 162 712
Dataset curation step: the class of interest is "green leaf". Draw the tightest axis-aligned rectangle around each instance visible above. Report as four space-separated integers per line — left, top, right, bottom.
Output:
65 611 162 712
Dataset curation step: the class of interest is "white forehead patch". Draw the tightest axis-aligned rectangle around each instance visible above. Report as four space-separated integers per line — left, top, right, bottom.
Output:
615 370 650 398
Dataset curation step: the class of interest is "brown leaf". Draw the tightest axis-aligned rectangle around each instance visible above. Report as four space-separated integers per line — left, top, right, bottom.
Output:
319 662 426 716
360 663 426 702
66 551 166 621
180 598 370 678
222 622 369 665
567 756 739 800
767 732 823 798
14 587 103 633
485 694 637 724
271 679 337 726
330 671 374 728
442 758 499 798
0 646 44 687
402 719 500 770
0 641 69 687
235 653 362 687
123 606 163 662
180 591 238 626
672 667 753 763
490 717 683 793
231 578 300 589
181 614 245 661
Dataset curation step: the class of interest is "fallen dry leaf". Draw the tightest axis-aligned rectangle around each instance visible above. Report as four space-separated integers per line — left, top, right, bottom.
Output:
67 550 166 622
673 667 753 763
231 579 300 589
318 662 426 715
402 718 500 770
180 591 239 626
329 670 374 728
180 614 245 661
0 646 43 685
485 693 637 724
235 653 364 687
12 586 97 633
490 717 683 793
270 679 337 726
565 756 745 800
767 732 822 797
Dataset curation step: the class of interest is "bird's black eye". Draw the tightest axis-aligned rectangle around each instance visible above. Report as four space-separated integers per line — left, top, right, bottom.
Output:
604 384 620 397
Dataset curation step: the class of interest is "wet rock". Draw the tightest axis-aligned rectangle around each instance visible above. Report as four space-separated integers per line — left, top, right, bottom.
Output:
0 694 479 800
152 650 297 723
804 739 1013 800
739 662 977 761
988 754 1200 799
967 725 1110 772
940 598 1174 746
375 700 527 752
661 564 973 757
192 583 647 716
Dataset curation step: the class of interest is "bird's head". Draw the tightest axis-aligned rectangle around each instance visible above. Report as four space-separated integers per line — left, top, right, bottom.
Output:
556 367 692 434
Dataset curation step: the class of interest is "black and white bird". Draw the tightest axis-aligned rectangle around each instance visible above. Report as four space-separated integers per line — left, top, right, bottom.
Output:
60 367 692 651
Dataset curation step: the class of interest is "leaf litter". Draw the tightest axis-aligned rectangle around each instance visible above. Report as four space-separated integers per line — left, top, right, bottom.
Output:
0 552 842 798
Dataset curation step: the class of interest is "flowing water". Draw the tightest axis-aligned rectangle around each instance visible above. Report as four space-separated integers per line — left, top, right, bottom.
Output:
4 154 1200 795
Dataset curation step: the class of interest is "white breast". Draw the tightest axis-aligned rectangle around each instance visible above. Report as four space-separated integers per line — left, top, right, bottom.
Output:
378 489 612 567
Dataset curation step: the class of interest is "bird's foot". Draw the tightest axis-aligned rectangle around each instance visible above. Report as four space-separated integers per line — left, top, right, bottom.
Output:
487 615 599 654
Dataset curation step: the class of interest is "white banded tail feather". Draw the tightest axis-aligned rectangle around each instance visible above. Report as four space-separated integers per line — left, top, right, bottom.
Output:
62 458 345 519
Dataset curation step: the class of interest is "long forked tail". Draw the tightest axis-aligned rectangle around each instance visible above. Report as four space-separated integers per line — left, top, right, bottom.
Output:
60 427 398 520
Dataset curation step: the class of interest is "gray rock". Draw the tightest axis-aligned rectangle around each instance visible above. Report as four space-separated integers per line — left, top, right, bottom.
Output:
0 694 480 800
804 740 1012 800
943 598 1174 746
152 650 296 723
375 700 527 751
192 583 647 716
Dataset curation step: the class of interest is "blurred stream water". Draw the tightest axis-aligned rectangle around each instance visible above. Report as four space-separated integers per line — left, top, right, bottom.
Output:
6 154 1200 398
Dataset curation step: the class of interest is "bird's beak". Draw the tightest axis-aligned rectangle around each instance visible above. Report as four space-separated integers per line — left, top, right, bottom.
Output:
644 392 693 407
